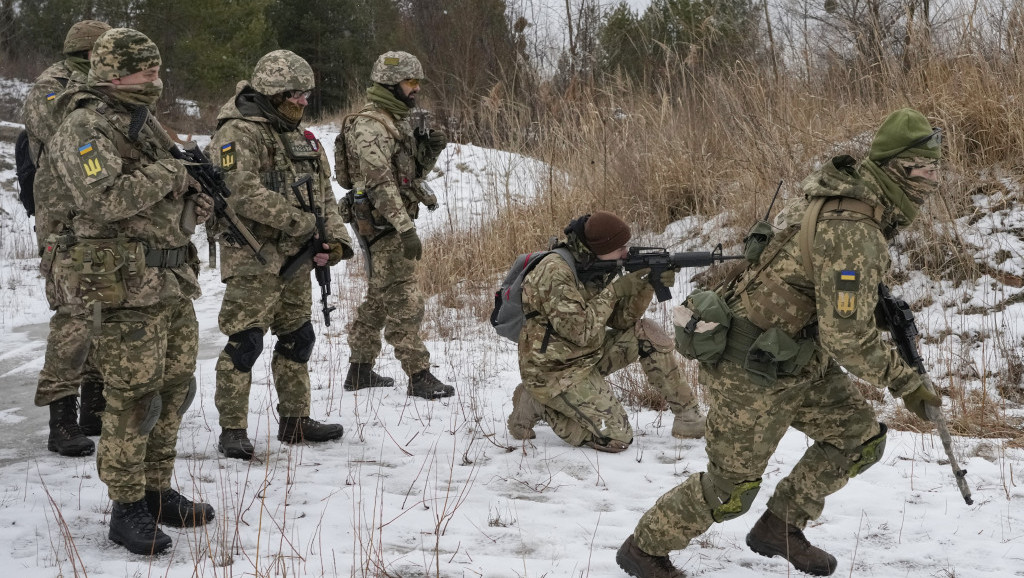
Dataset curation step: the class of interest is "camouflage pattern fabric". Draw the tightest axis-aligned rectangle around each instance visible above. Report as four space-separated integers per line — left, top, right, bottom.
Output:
34 310 102 406
347 232 430 375
214 274 313 428
631 159 925 556
95 297 198 501
208 76 350 425
87 28 160 83
518 251 697 447
370 51 424 85
62 20 111 54
251 49 314 96
45 81 201 501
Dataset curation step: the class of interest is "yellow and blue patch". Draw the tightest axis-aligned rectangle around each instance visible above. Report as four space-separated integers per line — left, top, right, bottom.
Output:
46 92 57 101
835 269 859 318
840 270 857 281
78 141 107 182
78 142 94 156
220 142 236 171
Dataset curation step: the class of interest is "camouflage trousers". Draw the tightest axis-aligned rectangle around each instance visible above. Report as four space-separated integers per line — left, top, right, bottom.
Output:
35 309 103 406
348 232 429 376
215 273 313 429
522 320 695 447
94 297 198 503
633 356 881 556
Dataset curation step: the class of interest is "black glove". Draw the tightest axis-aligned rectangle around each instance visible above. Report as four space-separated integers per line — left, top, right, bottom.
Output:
399 228 422 261
417 128 448 159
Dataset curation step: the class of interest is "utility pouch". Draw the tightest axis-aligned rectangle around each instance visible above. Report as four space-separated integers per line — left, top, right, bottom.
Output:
339 191 355 224
351 190 376 237
743 327 816 386
743 220 775 263
70 238 145 306
39 233 74 278
673 290 733 364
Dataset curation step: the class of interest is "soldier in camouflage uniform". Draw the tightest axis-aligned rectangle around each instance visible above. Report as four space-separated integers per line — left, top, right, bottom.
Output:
513 211 706 452
617 109 944 578
43 28 214 555
208 50 354 460
336 51 453 399
23 19 111 457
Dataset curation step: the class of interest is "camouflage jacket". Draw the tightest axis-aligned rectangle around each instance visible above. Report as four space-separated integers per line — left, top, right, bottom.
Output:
519 248 653 386
23 59 88 248
341 102 439 234
45 87 200 307
208 82 352 280
727 156 923 396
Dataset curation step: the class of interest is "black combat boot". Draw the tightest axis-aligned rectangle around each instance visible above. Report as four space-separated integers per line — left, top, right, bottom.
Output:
109 498 173 555
746 510 837 576
145 488 214 527
616 534 686 578
218 428 254 460
278 416 344 443
47 395 95 456
343 363 396 391
506 383 542 440
408 369 455 400
79 377 105 436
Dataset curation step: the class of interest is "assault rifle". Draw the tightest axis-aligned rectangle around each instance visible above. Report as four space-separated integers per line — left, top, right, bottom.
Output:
169 143 266 265
877 283 973 505
586 244 743 302
280 175 336 326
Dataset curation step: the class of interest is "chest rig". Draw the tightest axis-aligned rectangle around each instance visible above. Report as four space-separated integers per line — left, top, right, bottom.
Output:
256 123 323 197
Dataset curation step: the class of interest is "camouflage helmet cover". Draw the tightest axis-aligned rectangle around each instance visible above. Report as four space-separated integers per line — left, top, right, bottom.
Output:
89 28 161 82
371 51 424 85
251 49 315 96
63 20 111 55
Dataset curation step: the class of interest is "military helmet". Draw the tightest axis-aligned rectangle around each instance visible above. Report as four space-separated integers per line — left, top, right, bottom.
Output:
370 51 423 85
89 28 161 82
63 20 111 55
251 49 315 96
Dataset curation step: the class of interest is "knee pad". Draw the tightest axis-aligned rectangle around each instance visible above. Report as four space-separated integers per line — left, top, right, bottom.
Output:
225 327 264 372
701 471 761 522
177 376 197 417
275 321 315 363
636 318 675 357
134 393 162 435
849 422 888 478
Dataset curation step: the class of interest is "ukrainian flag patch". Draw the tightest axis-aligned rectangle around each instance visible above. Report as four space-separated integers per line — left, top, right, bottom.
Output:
78 142 94 156
220 142 236 171
835 269 859 318
840 270 857 281
46 92 57 101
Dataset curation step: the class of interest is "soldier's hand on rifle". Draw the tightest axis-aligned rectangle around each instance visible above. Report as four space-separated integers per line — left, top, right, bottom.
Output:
416 127 448 159
902 381 941 421
611 268 650 298
192 192 214 223
399 228 422 261
313 241 331 267
659 269 676 289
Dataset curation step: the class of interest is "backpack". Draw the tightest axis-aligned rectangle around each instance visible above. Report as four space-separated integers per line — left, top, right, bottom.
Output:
15 129 36 217
334 110 400 189
490 248 576 341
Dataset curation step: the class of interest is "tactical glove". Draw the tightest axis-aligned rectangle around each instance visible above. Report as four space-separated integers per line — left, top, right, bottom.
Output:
328 240 355 265
611 268 650 298
399 228 422 261
902 382 941 421
192 193 214 223
660 269 676 289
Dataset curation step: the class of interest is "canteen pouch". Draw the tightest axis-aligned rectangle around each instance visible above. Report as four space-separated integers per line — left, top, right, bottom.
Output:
673 290 733 364
69 238 145 306
339 191 355 224
351 190 376 237
743 220 775 263
744 327 816 386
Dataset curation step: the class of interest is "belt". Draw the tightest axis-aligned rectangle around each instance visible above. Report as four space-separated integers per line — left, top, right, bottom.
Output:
145 245 190 268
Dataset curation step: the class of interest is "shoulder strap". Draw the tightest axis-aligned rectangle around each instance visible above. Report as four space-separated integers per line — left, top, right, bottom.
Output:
798 196 884 279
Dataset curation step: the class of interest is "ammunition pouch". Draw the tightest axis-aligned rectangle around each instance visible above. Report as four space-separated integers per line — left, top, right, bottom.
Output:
68 237 146 306
721 316 818 386
39 233 76 278
673 290 733 364
339 191 355 224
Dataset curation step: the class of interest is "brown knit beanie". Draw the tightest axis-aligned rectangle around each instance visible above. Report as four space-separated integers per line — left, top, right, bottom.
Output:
584 211 631 254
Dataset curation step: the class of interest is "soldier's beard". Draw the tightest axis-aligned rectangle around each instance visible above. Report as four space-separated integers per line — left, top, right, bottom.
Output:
276 100 305 124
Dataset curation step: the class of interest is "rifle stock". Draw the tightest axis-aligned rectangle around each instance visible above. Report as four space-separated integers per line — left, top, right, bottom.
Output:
877 283 973 505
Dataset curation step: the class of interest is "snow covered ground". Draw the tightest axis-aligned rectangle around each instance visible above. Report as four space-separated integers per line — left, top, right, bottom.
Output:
0 120 1021 578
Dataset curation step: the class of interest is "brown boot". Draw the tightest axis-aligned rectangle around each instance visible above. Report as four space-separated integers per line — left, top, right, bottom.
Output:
616 534 686 577
506 383 542 440
670 405 705 439
746 510 837 576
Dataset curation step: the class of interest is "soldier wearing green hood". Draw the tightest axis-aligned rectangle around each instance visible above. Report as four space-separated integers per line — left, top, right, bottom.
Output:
336 51 454 400
24 19 111 458
43 27 215 555
207 49 354 461
617 109 944 578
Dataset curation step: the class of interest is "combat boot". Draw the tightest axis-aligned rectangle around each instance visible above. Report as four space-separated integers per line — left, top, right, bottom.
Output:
344 363 396 391
109 498 172 555
671 405 706 439
218 428 254 460
278 416 344 443
47 395 94 457
408 369 455 400
79 377 105 436
145 488 214 527
506 383 542 440
616 534 686 577
746 510 837 576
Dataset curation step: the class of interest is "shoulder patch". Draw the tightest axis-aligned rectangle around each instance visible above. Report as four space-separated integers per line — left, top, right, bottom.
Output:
834 269 858 318
46 92 57 102
78 141 108 183
220 142 236 171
